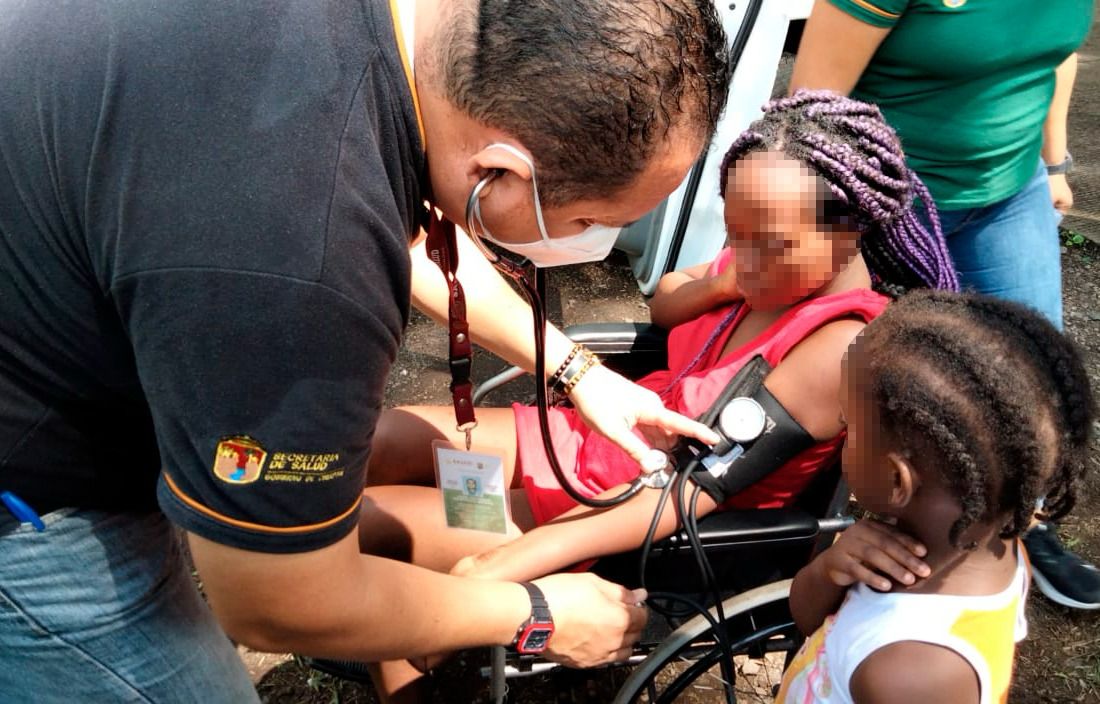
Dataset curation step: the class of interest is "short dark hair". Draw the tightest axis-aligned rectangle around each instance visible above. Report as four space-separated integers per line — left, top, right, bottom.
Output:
432 0 730 206
855 290 1095 548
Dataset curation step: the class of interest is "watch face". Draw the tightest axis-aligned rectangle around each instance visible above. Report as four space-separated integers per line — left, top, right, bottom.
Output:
719 397 766 443
516 625 555 654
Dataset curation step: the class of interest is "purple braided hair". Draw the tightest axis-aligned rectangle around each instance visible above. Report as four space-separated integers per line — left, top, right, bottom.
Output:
720 90 959 296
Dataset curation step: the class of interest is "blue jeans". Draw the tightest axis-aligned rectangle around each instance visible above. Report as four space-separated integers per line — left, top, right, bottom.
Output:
939 164 1062 329
0 509 260 704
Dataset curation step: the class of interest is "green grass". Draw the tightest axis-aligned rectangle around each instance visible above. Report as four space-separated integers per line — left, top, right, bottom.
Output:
1061 227 1088 247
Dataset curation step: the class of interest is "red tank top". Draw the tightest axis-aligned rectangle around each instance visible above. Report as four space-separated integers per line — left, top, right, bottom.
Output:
513 248 890 525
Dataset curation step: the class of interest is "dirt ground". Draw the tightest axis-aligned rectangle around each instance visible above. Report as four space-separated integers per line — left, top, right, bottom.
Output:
245 234 1100 703
1011 234 1100 704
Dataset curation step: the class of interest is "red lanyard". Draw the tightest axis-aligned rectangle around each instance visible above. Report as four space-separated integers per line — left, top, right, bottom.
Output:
425 211 477 447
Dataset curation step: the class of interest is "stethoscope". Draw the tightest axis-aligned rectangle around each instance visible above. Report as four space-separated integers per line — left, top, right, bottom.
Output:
462 170 672 508
464 171 746 704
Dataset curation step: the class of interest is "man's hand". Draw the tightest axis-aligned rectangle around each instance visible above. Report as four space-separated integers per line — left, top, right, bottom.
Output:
1049 173 1073 214
818 520 930 591
569 364 720 464
532 573 647 667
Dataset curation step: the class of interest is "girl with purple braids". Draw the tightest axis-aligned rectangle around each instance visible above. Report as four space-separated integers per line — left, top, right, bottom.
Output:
715 89 957 299
356 90 956 699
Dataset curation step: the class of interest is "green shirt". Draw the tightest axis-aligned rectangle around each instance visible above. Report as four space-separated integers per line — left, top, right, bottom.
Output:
828 0 1092 209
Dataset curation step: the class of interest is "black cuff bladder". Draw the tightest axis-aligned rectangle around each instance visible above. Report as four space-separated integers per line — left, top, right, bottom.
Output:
688 383 816 505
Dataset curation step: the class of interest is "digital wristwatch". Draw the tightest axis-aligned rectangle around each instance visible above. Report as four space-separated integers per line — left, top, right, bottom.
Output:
512 582 555 654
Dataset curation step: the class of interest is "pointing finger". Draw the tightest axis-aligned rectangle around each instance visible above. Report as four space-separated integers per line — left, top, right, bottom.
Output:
637 407 720 445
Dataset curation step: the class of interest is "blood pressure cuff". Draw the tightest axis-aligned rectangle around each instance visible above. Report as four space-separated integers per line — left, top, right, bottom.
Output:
688 359 817 505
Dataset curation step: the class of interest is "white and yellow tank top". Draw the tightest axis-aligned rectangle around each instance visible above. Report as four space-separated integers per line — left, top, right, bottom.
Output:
777 544 1029 704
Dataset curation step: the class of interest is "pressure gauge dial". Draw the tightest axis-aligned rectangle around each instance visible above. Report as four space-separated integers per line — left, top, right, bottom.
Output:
719 397 766 444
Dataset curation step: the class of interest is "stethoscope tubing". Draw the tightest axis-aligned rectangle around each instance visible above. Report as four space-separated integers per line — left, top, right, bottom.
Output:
464 169 644 508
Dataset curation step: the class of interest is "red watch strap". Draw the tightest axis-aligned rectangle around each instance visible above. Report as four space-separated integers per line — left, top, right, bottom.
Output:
513 582 555 654
514 622 555 654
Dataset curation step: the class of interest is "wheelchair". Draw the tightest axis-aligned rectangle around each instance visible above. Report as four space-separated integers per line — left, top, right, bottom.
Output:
471 322 853 704
308 320 851 702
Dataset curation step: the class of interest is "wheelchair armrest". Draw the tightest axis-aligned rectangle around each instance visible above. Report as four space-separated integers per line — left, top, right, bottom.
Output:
563 323 668 378
660 508 821 551
589 507 825 590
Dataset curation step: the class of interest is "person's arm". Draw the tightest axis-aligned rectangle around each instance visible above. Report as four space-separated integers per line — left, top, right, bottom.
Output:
410 232 720 463
849 641 980 704
648 260 739 330
787 0 893 96
1042 53 1079 214
452 482 719 581
188 528 647 667
455 319 868 581
789 519 930 635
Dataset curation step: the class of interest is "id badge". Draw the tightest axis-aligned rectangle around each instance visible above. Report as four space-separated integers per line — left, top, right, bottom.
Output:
433 440 511 534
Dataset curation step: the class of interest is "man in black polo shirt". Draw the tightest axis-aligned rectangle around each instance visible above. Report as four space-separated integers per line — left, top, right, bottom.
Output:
0 0 730 700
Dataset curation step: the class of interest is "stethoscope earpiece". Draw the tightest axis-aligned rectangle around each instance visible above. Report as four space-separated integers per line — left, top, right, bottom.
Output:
464 169 533 283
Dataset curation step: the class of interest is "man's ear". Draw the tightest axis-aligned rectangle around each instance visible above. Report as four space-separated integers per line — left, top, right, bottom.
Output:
887 452 919 508
465 143 533 200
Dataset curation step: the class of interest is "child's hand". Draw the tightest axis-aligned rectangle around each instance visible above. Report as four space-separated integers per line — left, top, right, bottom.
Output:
819 520 930 591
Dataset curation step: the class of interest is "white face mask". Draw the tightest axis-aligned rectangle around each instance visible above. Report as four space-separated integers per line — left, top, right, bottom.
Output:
470 143 621 268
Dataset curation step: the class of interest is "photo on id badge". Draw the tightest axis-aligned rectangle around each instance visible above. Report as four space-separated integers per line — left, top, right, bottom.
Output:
433 440 511 534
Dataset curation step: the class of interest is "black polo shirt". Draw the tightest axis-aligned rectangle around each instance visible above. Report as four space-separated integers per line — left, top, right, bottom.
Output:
0 0 424 552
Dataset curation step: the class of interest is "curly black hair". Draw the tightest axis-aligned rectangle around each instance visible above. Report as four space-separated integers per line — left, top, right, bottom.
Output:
854 290 1095 548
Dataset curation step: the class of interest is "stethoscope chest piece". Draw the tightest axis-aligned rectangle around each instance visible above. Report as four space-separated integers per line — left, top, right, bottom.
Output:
638 449 673 488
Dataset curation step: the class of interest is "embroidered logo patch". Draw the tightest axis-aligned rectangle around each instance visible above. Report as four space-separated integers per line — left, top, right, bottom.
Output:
212 436 267 484
264 452 345 483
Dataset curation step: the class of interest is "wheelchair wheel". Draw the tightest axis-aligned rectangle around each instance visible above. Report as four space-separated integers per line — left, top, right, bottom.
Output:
613 579 799 704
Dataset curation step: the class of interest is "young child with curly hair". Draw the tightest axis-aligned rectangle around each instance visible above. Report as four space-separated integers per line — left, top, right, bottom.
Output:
779 290 1095 704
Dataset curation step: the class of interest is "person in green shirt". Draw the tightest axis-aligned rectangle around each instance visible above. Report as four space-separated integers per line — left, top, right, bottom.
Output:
788 0 1096 610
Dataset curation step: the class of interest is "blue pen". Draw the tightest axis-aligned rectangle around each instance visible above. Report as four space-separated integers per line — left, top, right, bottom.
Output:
1 491 45 532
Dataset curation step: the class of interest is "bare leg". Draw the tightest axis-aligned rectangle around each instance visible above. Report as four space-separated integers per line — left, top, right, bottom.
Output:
366 406 522 488
359 484 535 703
363 405 531 703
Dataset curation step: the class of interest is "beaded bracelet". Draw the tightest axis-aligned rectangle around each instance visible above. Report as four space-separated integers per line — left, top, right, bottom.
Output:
550 346 601 396
549 344 583 387
550 347 587 395
561 352 601 395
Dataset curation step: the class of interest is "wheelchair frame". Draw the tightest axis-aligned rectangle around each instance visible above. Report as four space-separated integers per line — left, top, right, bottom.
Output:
477 322 852 703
